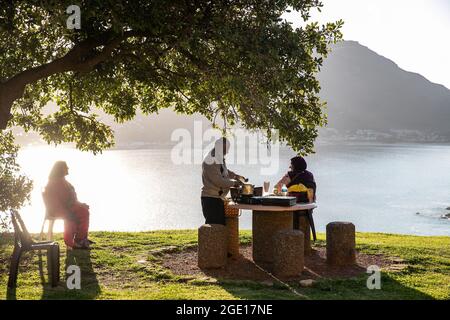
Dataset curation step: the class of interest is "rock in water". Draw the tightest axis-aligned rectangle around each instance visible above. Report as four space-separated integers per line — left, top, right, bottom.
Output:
446 207 450 210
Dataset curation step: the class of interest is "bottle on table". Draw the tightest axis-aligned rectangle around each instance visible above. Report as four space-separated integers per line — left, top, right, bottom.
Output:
281 184 288 196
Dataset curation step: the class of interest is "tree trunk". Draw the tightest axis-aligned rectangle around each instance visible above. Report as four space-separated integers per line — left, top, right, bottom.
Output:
0 83 25 130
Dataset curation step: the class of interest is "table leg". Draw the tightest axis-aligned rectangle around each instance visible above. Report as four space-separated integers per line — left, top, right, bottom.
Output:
252 210 293 264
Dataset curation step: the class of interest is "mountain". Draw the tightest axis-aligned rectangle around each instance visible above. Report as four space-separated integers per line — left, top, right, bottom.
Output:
318 41 450 141
14 41 450 147
104 109 212 148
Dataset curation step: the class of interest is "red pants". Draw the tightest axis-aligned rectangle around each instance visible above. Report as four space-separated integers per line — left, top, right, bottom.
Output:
64 204 90 247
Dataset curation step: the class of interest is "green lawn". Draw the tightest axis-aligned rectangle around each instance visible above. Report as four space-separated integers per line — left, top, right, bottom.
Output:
0 230 449 300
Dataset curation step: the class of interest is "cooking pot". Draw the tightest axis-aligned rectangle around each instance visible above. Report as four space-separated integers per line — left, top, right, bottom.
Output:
230 187 241 202
241 183 254 196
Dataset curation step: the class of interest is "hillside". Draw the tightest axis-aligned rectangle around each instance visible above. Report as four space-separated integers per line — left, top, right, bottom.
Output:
319 41 450 142
13 41 450 146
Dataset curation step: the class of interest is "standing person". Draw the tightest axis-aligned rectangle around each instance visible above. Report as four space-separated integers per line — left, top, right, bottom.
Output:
201 137 245 225
43 161 92 249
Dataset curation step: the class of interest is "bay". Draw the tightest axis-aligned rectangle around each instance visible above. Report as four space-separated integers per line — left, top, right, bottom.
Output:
17 142 450 236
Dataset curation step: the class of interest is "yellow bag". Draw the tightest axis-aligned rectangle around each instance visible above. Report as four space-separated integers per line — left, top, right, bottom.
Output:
287 184 308 193
287 184 315 203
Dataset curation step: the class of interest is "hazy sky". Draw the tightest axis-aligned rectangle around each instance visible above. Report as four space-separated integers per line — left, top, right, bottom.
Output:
284 0 450 89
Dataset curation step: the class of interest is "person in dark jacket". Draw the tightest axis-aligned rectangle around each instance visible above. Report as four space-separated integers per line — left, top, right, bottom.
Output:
275 156 316 199
275 156 317 232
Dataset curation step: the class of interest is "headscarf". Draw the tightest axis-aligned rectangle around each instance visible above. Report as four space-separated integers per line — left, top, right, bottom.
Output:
290 156 307 172
209 137 230 165
287 156 316 194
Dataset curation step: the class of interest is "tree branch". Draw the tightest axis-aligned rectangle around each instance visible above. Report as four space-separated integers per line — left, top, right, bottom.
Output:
0 31 136 129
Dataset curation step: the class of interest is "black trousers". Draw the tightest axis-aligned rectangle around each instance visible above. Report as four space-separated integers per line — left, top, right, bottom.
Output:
201 197 226 226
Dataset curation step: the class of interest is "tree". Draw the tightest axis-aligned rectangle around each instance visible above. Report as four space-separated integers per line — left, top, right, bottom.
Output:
0 131 33 230
0 0 343 219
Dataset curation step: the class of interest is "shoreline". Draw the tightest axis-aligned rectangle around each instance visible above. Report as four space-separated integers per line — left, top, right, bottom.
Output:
17 139 450 151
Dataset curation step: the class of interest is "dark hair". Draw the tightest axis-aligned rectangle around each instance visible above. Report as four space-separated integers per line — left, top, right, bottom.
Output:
290 156 307 172
49 161 68 180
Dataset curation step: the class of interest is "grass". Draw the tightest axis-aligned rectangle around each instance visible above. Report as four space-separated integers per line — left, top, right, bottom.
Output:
0 230 449 300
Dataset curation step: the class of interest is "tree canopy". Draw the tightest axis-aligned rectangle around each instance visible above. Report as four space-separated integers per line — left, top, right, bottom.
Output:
0 0 342 217
0 0 342 153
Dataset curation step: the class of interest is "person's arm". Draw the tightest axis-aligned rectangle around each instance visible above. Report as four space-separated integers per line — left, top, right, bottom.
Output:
67 182 90 208
46 182 73 218
274 174 291 192
227 169 237 179
65 183 78 207
227 169 245 182
205 163 237 188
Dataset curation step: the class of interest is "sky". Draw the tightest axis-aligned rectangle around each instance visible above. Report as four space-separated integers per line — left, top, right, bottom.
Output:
284 0 450 89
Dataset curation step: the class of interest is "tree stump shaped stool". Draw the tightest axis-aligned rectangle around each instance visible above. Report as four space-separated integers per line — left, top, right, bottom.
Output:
326 222 356 266
198 224 227 269
273 230 304 277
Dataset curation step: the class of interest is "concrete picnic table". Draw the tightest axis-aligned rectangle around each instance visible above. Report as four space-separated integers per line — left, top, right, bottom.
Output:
228 202 317 264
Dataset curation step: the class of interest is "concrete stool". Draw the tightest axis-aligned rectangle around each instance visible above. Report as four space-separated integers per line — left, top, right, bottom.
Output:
273 230 304 277
226 216 240 258
198 224 227 269
326 222 356 266
252 211 293 264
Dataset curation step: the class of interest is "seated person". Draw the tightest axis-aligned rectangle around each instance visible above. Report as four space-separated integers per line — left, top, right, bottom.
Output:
275 156 317 232
275 156 316 202
43 161 92 249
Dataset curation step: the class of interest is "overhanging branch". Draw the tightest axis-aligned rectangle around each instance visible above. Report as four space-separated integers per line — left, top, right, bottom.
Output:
0 31 138 130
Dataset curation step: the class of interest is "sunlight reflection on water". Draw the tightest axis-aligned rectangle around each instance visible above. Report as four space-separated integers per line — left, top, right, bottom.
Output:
16 143 450 236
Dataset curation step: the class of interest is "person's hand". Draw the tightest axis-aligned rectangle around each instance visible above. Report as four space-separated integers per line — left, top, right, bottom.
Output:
233 179 243 187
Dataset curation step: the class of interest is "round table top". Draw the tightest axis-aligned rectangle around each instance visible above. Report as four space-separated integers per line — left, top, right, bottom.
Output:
228 202 317 212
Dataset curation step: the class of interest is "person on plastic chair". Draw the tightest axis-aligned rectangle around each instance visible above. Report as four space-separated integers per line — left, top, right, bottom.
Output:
44 161 93 250
275 156 316 202
275 156 317 239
